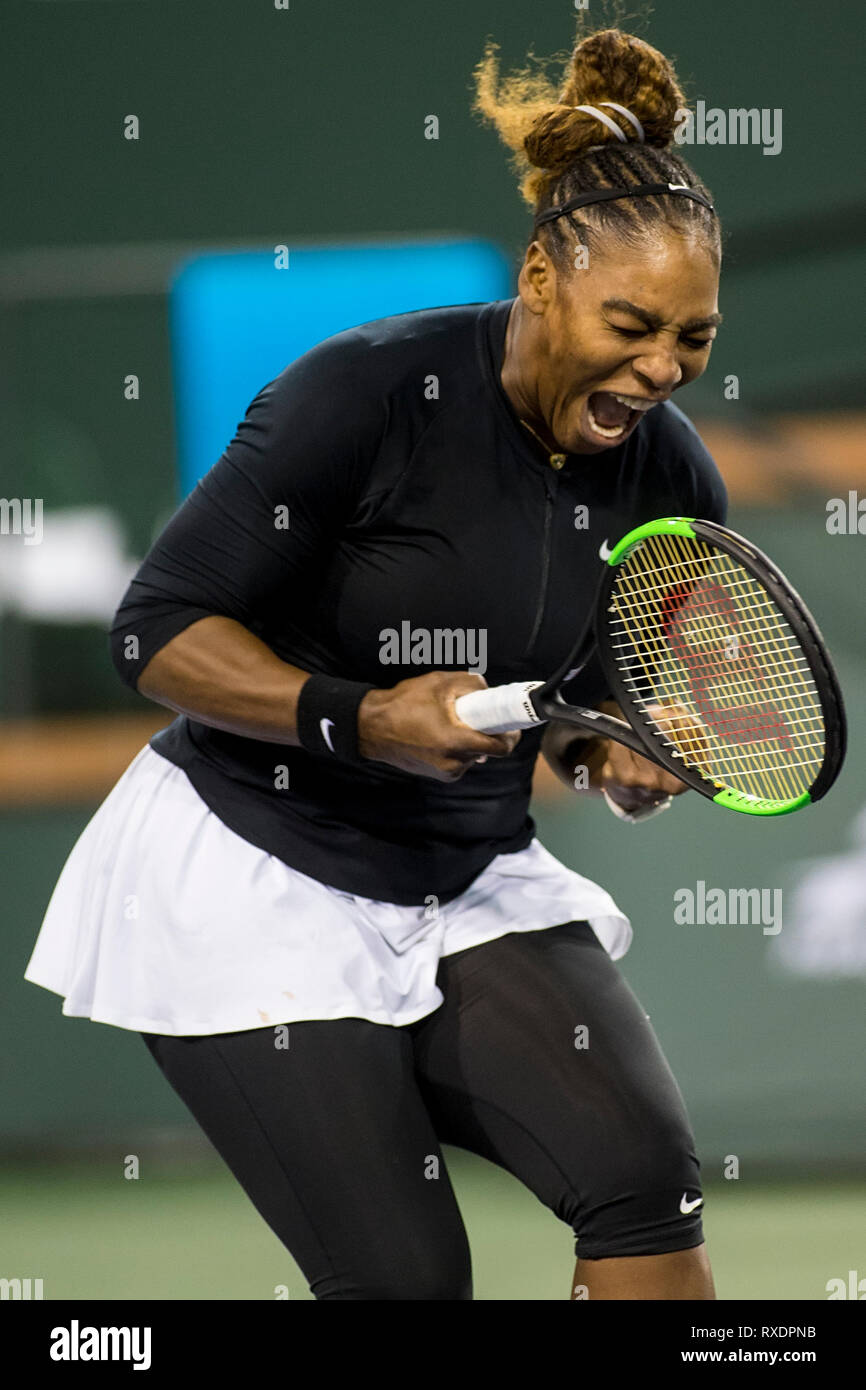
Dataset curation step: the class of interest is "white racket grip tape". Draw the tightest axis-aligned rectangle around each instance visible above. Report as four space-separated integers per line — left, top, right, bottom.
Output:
454 681 546 734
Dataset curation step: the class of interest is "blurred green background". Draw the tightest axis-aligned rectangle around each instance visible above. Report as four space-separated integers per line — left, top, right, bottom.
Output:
1 0 864 1299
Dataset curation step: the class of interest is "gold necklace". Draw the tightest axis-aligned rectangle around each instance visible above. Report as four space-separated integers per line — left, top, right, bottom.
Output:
519 416 567 471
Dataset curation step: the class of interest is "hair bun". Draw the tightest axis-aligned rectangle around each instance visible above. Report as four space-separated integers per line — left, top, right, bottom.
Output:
524 28 686 171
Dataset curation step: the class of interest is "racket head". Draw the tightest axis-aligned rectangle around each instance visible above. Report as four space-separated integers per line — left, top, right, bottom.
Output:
594 517 846 816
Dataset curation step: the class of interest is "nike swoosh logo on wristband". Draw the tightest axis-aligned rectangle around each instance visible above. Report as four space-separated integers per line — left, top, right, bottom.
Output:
319 717 336 753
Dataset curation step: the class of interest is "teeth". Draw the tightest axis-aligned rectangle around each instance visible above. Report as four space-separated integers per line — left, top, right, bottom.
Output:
587 391 657 440
611 392 655 412
587 402 629 438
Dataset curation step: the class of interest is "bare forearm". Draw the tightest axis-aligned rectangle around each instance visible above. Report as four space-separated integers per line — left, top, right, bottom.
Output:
135 615 310 744
132 615 520 777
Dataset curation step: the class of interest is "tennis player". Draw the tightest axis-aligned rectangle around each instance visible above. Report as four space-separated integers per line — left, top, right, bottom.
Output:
25 25 728 1299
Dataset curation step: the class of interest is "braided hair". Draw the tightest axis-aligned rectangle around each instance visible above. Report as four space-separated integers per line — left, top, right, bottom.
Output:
472 25 720 273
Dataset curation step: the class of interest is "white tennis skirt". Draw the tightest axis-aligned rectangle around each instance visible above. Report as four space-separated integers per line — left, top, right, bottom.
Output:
23 745 632 1036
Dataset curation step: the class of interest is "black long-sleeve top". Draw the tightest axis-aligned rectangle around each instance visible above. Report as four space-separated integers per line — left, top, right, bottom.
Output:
110 297 727 904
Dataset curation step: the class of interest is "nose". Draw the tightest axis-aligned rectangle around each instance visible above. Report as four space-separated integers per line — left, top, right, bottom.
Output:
633 344 684 395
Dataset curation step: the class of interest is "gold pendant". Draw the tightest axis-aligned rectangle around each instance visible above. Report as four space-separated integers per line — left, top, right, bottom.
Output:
520 417 567 471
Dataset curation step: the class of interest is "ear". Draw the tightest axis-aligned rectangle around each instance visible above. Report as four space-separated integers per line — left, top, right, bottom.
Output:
519 240 557 313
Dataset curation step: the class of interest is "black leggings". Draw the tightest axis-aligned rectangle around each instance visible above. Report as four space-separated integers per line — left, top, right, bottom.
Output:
141 921 704 1300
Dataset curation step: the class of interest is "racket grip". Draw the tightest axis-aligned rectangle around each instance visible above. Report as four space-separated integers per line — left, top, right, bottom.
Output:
454 681 545 733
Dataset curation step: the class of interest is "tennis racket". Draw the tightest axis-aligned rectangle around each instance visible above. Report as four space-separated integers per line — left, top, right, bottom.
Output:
454 517 846 816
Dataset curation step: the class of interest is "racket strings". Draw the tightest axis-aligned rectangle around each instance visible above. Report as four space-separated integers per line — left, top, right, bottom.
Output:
607 533 825 801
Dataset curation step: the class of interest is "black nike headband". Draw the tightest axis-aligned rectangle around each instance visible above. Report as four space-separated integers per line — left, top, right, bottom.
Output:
533 182 716 230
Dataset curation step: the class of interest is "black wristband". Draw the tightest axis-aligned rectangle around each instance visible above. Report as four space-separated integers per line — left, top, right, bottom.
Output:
295 674 376 763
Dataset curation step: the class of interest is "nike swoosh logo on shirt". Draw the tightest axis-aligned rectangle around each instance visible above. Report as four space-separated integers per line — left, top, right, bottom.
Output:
679 1193 703 1215
319 717 336 753
598 538 613 561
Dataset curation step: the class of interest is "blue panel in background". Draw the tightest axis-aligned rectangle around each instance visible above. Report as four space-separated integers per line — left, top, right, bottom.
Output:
168 238 514 497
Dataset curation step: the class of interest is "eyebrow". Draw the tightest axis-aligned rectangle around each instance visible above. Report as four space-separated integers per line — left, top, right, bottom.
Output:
602 297 723 333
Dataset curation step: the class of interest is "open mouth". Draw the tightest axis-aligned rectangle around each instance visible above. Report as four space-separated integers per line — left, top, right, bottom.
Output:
585 391 656 443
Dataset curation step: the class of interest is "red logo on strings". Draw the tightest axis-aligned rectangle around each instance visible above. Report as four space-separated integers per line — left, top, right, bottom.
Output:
660 580 792 749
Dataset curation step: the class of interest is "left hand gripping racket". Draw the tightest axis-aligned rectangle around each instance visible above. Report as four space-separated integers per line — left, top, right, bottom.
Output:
455 517 846 816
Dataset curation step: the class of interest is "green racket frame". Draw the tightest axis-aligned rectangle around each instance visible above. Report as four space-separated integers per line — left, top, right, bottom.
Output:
598 517 846 816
